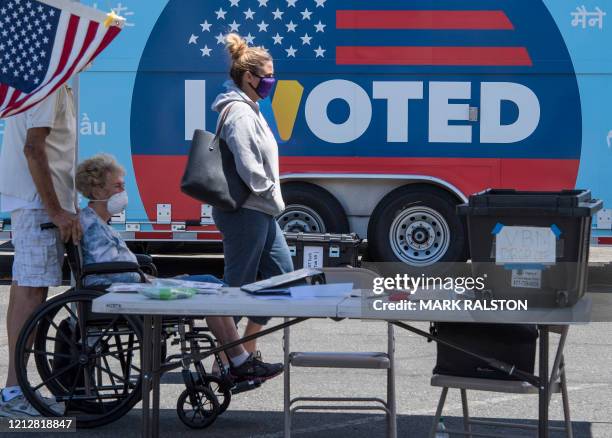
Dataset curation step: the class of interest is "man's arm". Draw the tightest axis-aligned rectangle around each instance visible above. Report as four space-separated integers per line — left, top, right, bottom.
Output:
23 127 82 243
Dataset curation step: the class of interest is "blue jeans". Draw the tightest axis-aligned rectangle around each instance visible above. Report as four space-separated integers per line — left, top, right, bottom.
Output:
213 207 294 325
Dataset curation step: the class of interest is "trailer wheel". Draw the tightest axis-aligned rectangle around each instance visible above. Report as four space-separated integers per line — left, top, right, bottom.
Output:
367 185 467 267
279 183 350 233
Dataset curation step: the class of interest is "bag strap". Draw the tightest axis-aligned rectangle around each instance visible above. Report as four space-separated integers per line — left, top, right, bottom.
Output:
214 102 237 142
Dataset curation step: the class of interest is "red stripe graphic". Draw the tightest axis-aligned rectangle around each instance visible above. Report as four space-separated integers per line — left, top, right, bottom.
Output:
337 10 514 30
0 84 8 108
336 46 532 66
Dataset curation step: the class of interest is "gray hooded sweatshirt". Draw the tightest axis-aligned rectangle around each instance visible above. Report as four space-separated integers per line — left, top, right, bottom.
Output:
211 81 285 217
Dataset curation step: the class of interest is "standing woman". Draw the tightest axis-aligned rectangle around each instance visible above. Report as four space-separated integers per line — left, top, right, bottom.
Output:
211 33 294 353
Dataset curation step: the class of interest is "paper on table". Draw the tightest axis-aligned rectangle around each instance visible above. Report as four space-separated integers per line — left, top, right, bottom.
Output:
289 283 353 299
252 283 354 300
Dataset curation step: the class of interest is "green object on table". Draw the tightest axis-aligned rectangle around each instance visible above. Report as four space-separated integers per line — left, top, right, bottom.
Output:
138 286 197 300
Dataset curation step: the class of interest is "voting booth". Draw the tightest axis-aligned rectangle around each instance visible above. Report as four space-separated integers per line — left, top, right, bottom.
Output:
458 189 602 307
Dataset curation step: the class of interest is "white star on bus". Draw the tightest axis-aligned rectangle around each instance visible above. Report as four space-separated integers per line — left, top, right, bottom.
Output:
188 34 198 44
314 20 326 32
272 32 284 44
200 45 212 56
215 8 227 19
287 0 297 7
314 0 326 7
272 8 284 20
314 45 325 57
286 20 297 32
286 45 297 57
229 20 240 31
300 33 312 45
301 8 312 20
244 8 255 19
200 20 212 32
257 20 269 32
258 0 269 6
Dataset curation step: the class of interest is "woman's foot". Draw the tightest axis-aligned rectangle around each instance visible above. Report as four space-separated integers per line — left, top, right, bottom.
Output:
229 353 283 382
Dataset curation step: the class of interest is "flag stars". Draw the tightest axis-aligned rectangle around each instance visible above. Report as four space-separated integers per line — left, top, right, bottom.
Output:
244 8 255 19
215 8 227 19
188 34 198 44
287 0 297 7
272 32 283 44
286 20 297 32
257 20 269 32
285 45 297 57
272 8 284 20
200 45 212 56
229 0 240 7
314 20 326 32
215 32 225 44
229 20 240 31
301 8 312 20
314 45 325 57
314 0 326 6
200 20 212 31
258 0 269 6
300 33 312 45
244 33 255 44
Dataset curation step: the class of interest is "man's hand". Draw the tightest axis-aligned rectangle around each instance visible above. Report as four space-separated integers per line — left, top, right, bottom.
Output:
50 209 82 244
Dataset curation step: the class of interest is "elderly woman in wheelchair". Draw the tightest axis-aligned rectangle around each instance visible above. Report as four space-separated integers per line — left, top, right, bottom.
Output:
14 154 282 429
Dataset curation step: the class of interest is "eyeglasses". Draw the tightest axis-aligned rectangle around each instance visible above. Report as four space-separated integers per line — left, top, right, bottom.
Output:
251 72 275 79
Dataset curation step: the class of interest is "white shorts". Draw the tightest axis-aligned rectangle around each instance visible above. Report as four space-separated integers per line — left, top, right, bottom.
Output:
11 209 64 287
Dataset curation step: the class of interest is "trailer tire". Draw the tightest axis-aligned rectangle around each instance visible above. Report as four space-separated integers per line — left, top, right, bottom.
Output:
279 183 350 234
367 185 467 268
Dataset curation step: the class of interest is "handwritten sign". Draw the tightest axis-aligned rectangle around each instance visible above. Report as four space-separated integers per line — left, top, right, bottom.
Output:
303 246 324 268
495 226 556 264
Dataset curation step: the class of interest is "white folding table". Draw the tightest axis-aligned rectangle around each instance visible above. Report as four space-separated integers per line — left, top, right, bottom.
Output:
92 288 592 438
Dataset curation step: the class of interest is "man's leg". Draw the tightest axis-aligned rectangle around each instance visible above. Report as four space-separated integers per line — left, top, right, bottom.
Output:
243 218 295 353
5 283 48 388
2 209 63 414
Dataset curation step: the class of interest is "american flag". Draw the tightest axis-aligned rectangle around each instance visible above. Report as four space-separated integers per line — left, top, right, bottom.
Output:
187 0 531 67
0 0 124 118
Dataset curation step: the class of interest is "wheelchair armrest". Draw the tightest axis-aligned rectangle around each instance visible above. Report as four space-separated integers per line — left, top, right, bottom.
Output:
134 254 157 276
135 254 153 265
82 261 142 276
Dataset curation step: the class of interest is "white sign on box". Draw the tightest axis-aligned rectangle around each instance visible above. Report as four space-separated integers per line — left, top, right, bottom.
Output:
303 246 324 268
495 226 556 264
511 269 542 289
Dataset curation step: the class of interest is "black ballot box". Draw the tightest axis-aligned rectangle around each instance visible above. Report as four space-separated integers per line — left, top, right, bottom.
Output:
283 232 361 269
457 189 602 307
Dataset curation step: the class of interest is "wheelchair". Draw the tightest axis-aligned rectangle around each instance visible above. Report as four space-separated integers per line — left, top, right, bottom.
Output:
14 227 259 429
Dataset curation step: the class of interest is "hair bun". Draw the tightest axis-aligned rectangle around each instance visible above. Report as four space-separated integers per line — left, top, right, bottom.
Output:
226 33 248 59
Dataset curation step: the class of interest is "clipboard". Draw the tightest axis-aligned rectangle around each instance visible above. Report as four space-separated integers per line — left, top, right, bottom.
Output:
240 268 325 294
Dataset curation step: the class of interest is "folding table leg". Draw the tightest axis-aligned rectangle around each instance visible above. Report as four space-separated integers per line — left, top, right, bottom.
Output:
538 326 550 438
460 389 471 437
152 316 162 438
284 321 291 438
142 315 152 438
387 323 397 438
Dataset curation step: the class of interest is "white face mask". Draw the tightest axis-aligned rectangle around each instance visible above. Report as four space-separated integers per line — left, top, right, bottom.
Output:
92 191 128 215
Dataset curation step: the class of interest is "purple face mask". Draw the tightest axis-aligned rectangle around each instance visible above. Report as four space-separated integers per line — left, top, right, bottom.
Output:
250 74 276 99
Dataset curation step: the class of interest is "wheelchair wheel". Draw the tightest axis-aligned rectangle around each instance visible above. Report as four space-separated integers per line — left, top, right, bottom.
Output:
176 385 220 429
201 375 231 415
16 289 143 428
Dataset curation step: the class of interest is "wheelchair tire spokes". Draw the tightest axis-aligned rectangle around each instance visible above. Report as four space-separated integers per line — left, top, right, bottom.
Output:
16 290 143 428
